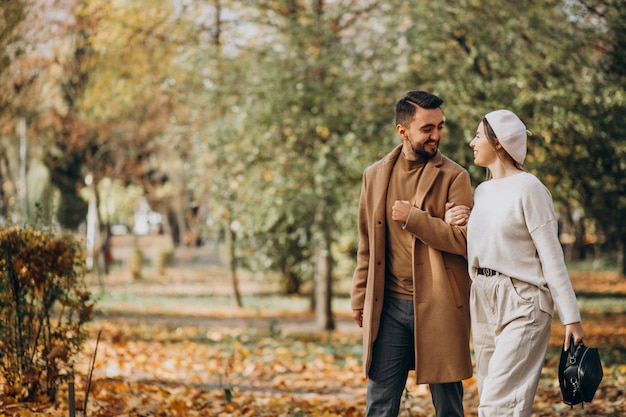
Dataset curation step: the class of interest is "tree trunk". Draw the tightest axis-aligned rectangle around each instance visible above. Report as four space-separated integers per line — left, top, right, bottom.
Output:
281 259 301 295
165 208 180 245
226 220 243 307
85 176 99 272
0 151 11 219
314 231 335 331
18 117 27 223
619 237 625 277
89 181 108 291
174 193 187 247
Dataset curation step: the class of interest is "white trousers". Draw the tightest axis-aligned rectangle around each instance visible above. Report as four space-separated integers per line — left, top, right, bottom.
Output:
471 272 552 417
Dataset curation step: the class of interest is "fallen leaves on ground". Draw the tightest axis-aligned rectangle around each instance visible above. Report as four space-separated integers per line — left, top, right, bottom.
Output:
0 272 624 416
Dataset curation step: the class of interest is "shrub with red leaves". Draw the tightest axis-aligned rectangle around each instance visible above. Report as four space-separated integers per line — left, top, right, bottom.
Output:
0 226 94 402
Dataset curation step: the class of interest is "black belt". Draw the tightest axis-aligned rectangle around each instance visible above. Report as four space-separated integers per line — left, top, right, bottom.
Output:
477 267 498 277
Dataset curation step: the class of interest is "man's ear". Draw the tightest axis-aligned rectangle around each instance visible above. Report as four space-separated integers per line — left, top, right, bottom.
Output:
396 124 407 139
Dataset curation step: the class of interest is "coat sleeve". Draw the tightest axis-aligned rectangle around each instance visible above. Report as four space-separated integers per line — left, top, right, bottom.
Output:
403 169 473 256
350 170 370 310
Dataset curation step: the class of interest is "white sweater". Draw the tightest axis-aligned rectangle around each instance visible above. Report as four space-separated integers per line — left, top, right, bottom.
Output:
467 172 581 325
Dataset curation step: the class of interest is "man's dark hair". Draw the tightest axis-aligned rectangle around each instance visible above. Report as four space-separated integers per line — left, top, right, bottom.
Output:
395 90 443 127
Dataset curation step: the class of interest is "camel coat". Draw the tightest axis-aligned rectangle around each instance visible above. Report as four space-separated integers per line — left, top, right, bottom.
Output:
351 145 474 384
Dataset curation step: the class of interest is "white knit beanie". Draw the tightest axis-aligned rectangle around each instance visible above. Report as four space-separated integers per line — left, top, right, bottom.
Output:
484 109 531 165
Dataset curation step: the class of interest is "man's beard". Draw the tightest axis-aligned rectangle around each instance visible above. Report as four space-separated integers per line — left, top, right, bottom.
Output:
411 142 438 159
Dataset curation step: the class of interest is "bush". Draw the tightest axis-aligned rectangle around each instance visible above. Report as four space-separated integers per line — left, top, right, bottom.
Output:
0 226 94 402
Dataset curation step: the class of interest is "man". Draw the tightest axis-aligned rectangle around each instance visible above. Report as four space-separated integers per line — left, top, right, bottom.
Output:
351 90 473 416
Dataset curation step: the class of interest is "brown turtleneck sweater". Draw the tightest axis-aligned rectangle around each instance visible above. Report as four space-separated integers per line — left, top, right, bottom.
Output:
385 151 426 300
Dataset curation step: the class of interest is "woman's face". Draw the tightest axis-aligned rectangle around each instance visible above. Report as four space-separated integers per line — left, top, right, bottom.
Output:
469 121 497 167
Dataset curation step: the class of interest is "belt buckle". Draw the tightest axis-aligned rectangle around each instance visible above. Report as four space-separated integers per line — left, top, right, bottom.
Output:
480 268 496 277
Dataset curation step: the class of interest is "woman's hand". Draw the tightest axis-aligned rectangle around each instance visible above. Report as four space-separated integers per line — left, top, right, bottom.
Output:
444 202 471 226
564 322 585 350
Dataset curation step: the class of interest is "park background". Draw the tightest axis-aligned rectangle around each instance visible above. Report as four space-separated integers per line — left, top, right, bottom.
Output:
0 0 625 415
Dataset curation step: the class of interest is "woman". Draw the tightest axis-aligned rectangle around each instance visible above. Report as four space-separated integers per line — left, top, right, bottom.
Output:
446 109 585 416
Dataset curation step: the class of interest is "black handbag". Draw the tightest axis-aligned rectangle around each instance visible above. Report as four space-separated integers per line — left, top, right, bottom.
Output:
558 338 603 407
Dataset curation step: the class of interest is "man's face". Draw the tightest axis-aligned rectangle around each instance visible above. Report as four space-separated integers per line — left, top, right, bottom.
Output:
397 107 444 159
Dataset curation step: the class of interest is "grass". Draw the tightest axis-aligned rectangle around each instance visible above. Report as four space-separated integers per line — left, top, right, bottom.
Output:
91 242 626 323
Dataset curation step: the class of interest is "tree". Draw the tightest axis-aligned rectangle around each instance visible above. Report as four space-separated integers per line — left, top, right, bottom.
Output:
551 0 626 274
0 0 25 222
393 0 625 273
0 0 55 225
37 0 194 273
201 0 403 328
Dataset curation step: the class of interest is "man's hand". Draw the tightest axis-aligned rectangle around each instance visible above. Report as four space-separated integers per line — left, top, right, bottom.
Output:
392 200 412 223
352 309 363 327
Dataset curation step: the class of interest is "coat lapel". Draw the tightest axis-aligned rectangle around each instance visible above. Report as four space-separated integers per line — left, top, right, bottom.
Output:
414 152 442 209
374 144 403 214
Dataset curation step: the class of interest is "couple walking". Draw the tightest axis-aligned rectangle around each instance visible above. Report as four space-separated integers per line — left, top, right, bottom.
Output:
350 90 585 416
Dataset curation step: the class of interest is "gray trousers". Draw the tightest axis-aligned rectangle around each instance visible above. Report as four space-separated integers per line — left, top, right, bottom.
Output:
471 273 552 417
366 296 464 417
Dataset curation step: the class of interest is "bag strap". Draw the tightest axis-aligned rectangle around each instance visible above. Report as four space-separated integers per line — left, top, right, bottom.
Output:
567 337 575 356
567 337 584 354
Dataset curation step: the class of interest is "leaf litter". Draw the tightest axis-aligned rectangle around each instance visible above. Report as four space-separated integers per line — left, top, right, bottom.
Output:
0 272 624 416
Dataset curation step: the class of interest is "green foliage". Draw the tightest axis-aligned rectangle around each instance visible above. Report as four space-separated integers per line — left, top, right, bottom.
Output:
203 1 401 291
388 0 626 269
85 178 144 227
194 0 626 287
0 0 25 78
0 226 94 402
2 0 626 294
